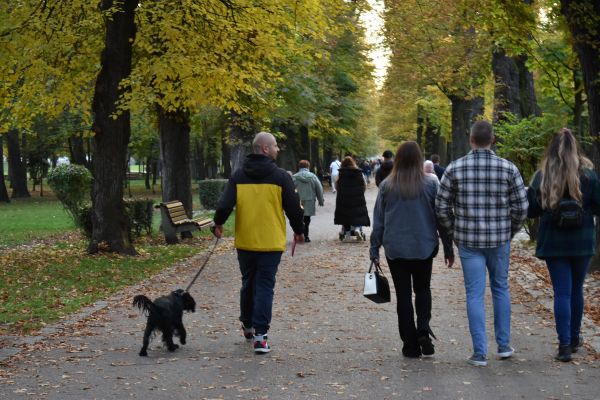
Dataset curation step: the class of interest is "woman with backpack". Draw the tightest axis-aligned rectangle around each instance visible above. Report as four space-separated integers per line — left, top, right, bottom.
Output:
527 128 600 362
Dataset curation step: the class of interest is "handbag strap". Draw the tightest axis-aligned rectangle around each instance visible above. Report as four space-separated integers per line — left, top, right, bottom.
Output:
369 260 385 275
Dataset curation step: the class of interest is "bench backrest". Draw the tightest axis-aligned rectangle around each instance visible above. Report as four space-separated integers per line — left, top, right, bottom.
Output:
161 201 189 223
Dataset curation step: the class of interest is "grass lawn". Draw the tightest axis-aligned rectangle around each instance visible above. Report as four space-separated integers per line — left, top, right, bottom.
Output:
0 180 236 334
0 197 75 246
0 236 203 334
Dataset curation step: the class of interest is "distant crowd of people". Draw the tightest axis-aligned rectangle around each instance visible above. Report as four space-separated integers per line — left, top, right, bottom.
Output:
212 122 597 366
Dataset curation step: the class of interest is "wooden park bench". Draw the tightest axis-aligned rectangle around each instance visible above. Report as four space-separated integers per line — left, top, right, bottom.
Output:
155 200 214 244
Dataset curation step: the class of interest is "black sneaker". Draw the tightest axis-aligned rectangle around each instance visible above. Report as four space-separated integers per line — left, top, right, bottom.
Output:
418 335 435 357
571 336 583 353
417 327 436 357
253 334 271 354
555 345 572 362
402 345 422 358
304 237 311 243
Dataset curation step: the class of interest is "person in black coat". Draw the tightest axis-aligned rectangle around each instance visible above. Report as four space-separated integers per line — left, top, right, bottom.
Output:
334 156 370 235
431 154 445 181
376 150 394 187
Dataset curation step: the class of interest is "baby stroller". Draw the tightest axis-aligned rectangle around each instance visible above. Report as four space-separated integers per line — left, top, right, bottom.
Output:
338 226 367 242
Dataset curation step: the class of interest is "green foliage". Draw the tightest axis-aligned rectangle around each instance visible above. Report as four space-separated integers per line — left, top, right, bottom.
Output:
75 199 154 239
494 113 567 183
198 179 228 210
124 198 154 237
46 164 92 217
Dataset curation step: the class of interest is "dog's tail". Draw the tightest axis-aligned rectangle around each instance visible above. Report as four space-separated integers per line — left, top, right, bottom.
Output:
132 295 155 315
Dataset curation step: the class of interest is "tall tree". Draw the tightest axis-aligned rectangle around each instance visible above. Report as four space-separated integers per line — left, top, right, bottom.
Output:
88 0 137 255
560 0 600 149
382 0 489 160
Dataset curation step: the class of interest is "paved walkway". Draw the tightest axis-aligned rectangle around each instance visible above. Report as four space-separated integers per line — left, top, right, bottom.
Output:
1 184 598 399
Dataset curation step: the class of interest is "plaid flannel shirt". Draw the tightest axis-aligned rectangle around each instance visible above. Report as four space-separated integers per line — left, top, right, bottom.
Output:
435 149 528 248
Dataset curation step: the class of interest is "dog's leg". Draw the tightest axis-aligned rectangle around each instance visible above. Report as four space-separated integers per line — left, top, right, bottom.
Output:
140 324 153 357
175 322 187 345
163 329 179 352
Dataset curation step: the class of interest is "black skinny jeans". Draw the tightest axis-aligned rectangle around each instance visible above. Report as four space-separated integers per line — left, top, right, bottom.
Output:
303 216 311 238
387 256 433 349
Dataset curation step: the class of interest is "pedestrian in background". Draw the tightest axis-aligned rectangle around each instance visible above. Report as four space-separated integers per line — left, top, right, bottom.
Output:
431 154 445 181
334 156 370 237
423 160 439 183
527 128 600 362
436 120 528 367
371 141 454 358
293 160 325 243
213 132 304 354
361 160 372 184
375 150 394 187
329 156 342 193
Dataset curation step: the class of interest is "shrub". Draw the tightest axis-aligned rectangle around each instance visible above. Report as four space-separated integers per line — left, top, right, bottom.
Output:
73 205 94 238
75 199 154 238
124 198 154 237
198 179 228 209
47 164 92 214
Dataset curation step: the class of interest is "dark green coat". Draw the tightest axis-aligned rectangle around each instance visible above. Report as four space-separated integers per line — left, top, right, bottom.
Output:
527 169 600 258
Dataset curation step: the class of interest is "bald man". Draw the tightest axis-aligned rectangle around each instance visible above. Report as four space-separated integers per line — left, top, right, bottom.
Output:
213 131 304 354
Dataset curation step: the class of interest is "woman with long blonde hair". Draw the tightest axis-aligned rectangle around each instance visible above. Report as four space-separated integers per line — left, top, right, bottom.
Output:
527 128 600 362
370 141 454 358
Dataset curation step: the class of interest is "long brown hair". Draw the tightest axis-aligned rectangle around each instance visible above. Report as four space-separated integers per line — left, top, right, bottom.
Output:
539 128 593 209
385 141 424 199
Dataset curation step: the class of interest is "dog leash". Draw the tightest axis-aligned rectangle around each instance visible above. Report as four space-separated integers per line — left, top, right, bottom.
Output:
185 237 220 292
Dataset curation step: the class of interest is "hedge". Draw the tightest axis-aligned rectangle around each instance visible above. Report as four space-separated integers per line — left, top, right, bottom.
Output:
198 179 228 210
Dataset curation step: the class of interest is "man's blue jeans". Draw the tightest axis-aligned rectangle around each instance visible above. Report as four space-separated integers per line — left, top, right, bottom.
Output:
237 250 282 335
458 242 511 357
545 256 590 346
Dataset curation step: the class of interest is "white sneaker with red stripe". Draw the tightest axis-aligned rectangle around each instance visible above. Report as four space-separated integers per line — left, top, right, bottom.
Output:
253 334 270 354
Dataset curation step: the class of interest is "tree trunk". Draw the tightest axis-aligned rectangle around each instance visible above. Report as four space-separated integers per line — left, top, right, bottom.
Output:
193 137 206 181
0 136 10 202
158 107 193 218
561 0 600 272
6 130 30 198
221 127 231 178
229 111 254 173
88 0 137 255
311 137 321 175
573 67 585 138
416 104 425 149
299 124 310 162
515 55 541 118
144 157 152 190
68 134 89 168
424 121 440 159
492 48 521 122
323 136 333 169
448 95 472 160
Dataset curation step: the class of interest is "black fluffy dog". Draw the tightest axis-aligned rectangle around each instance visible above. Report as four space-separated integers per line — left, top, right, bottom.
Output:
132 289 196 356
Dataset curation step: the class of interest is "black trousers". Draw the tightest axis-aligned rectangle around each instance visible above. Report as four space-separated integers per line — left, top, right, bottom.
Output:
303 216 311 238
387 256 433 350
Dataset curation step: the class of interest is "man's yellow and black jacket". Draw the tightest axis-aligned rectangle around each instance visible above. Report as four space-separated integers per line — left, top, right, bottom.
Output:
214 154 304 252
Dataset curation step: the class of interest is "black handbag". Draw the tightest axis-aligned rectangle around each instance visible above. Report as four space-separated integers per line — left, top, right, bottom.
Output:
363 261 390 303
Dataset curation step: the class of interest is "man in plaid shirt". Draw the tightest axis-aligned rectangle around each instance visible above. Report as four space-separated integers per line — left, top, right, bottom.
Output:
435 120 528 366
